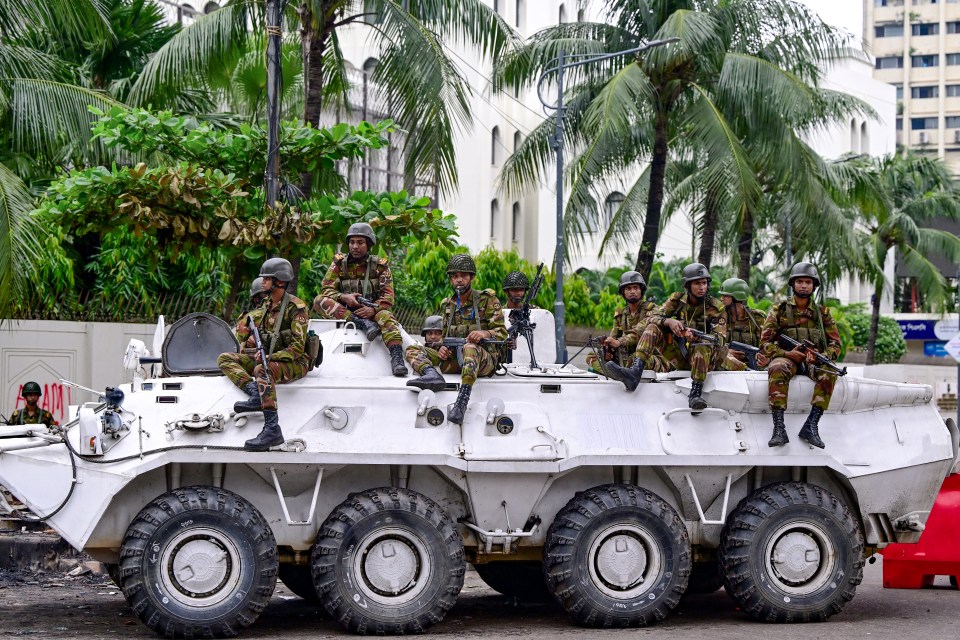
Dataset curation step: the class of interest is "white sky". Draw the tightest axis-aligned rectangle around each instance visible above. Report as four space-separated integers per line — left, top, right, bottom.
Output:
800 0 863 39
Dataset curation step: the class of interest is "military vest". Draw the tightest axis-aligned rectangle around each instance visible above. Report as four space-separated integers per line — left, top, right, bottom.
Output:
776 300 826 351
727 306 765 347
257 293 304 356
336 254 379 298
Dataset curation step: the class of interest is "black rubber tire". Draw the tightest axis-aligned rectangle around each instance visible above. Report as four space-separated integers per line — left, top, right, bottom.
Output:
311 487 465 634
718 481 864 622
104 562 121 589
543 484 691 627
118 486 278 638
685 561 724 595
278 564 320 602
473 561 550 601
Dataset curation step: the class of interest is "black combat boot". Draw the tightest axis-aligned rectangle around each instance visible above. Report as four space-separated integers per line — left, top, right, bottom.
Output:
768 408 788 447
798 406 826 449
352 317 381 341
233 381 262 413
389 345 407 377
688 380 707 413
244 410 284 451
447 384 472 425
603 358 645 392
407 366 446 392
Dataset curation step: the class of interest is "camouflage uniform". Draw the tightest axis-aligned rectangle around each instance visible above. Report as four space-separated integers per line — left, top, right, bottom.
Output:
586 302 667 373
632 292 728 383
313 253 402 347
217 293 310 410
7 408 58 427
761 298 842 411
721 305 768 371
405 288 507 385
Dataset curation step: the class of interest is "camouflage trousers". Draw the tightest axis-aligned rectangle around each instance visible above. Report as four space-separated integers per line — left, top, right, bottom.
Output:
217 352 309 411
634 325 727 383
767 357 836 411
405 344 497 386
313 296 402 347
586 348 668 375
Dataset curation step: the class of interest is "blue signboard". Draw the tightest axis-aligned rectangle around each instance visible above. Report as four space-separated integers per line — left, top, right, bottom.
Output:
898 320 937 340
924 341 948 358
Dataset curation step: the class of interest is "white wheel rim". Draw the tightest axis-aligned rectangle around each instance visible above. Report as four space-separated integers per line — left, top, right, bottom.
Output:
352 527 431 606
159 526 243 609
587 523 663 600
763 520 838 596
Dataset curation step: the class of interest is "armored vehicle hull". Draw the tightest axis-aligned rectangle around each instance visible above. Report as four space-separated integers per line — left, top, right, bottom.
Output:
0 317 956 636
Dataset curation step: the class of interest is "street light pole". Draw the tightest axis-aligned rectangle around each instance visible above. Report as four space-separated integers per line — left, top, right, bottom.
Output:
264 0 283 210
536 38 678 364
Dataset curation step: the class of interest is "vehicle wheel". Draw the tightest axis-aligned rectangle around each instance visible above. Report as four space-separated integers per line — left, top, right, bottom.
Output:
311 487 465 634
543 484 691 627
118 486 278 638
473 561 550 602
718 481 864 622
685 561 724 595
278 564 320 602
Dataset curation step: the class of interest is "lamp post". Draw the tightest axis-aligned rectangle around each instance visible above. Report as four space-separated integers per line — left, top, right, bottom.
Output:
264 0 284 210
536 39 678 364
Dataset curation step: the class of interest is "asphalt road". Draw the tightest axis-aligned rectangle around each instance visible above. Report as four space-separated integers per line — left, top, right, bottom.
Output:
0 556 957 639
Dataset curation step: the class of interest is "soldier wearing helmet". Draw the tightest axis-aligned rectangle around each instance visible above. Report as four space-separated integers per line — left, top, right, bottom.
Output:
761 262 842 449
501 271 539 361
7 382 59 428
406 254 507 425
217 257 311 451
605 262 727 412
585 271 666 375
420 315 444 346
718 277 769 370
313 222 407 377
230 278 269 358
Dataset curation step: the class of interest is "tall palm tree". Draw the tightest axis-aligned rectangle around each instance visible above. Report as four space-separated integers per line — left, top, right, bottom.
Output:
129 0 516 197
495 0 858 278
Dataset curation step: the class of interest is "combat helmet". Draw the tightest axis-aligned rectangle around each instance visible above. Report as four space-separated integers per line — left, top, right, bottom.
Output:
259 257 294 282
421 315 444 336
618 271 647 296
446 254 477 275
503 271 530 290
21 381 41 397
681 263 711 286
719 277 749 302
788 262 821 289
249 277 265 301
346 222 376 247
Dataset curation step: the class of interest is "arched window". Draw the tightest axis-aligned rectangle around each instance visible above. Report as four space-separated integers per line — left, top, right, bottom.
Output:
559 3 567 24
849 118 859 153
516 0 525 29
860 121 869 154
512 202 521 243
362 57 379 76
604 192 626 228
513 131 522 153
491 126 502 165
490 199 500 240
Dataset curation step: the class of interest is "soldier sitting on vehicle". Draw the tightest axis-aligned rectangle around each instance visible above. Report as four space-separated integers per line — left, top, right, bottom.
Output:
406 254 507 425
6 382 59 429
586 271 666 375
762 262 842 449
313 223 407 377
719 277 769 370
605 263 727 412
501 271 538 360
217 258 310 451
420 315 444 346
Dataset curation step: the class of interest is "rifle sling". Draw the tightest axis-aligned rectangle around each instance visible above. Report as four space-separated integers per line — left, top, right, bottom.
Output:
267 292 291 356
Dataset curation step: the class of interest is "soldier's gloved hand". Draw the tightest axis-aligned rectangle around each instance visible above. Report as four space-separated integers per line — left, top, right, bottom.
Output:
466 330 487 344
664 318 685 337
785 348 806 363
340 293 360 308
354 305 375 319
437 346 452 361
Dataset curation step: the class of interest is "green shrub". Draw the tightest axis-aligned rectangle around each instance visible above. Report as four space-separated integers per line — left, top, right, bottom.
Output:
845 311 907 364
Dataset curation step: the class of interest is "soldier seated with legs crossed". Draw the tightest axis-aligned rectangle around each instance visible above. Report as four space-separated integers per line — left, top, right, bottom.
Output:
405 254 507 424
586 270 666 375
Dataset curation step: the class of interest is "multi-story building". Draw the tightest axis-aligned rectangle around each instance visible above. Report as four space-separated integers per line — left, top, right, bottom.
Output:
865 0 960 175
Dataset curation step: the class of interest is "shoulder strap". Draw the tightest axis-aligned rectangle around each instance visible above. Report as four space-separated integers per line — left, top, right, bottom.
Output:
362 255 374 297
268 292 291 355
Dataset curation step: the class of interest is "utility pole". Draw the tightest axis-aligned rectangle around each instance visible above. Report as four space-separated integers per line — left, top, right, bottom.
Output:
536 38 678 364
264 0 283 210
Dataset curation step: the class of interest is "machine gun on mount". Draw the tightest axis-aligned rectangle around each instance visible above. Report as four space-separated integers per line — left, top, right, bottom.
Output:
777 334 847 377
676 328 763 371
507 263 546 370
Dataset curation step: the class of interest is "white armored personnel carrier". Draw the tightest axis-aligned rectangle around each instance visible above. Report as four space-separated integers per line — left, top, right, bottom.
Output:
0 311 956 637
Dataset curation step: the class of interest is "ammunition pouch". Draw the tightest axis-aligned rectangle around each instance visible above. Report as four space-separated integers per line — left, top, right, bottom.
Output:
306 331 322 371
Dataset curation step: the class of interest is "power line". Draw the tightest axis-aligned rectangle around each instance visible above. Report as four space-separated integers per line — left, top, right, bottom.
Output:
443 45 547 125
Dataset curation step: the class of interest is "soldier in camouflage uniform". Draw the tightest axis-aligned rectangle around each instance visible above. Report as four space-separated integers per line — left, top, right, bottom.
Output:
502 271 538 361
218 257 310 451
762 262 842 449
313 223 407 376
719 277 769 370
606 263 727 412
406 254 507 424
6 382 59 429
586 271 666 374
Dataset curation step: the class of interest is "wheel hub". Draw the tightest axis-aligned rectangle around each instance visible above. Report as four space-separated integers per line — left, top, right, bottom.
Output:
770 531 821 585
587 524 662 599
159 527 242 607
362 537 419 595
763 521 837 595
353 527 431 606
595 534 647 589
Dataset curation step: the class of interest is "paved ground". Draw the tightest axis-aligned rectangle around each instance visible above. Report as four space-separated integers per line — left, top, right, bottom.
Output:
0 557 957 639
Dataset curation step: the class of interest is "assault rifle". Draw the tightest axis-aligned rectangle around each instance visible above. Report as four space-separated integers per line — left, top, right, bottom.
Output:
778 335 847 376
246 315 272 386
675 328 762 370
356 296 379 310
507 263 545 370
427 338 507 367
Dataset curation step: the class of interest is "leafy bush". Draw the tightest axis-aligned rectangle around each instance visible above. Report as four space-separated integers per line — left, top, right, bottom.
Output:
846 311 907 364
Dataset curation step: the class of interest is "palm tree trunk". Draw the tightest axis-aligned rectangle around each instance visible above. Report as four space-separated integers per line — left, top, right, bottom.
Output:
300 7 329 200
737 211 753 280
696 186 719 267
635 110 669 278
224 264 245 322
866 276 883 365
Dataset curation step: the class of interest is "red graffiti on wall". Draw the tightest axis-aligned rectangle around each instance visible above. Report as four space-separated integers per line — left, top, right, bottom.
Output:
11 382 73 422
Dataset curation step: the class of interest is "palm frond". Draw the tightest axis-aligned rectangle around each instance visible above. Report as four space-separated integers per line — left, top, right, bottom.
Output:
0 161 42 314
